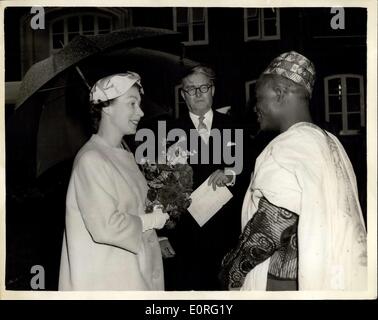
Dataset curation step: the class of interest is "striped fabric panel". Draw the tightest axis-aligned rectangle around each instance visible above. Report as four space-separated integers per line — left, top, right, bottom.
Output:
268 232 298 279
220 197 298 289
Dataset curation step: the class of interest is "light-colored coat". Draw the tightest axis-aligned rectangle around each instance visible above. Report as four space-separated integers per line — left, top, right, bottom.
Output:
59 134 164 290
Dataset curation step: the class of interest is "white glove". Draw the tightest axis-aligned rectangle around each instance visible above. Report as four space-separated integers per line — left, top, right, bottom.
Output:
140 207 169 232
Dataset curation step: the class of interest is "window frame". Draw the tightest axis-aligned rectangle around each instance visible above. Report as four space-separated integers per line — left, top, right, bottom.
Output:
245 79 257 109
49 13 112 52
173 8 209 46
174 84 187 119
324 74 365 135
244 8 280 41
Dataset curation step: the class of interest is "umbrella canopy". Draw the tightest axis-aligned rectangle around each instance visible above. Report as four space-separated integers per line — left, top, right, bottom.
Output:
82 46 198 114
106 46 197 83
15 27 181 109
9 37 198 182
35 47 198 177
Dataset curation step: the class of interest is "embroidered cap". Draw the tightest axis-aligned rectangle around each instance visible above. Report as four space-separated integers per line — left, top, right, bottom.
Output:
263 51 316 97
89 71 144 104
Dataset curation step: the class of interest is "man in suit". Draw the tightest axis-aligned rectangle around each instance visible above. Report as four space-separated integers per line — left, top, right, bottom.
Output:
162 65 251 290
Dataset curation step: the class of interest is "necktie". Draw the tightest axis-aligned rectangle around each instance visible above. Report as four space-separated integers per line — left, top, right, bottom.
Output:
198 115 209 143
198 115 208 132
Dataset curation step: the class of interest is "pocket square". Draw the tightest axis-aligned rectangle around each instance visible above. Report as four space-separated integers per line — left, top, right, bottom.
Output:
226 141 236 147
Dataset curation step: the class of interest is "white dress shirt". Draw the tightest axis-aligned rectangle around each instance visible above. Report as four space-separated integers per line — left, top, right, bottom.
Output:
189 109 213 144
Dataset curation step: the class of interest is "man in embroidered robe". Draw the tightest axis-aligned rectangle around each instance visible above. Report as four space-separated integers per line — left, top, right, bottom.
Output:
221 51 367 291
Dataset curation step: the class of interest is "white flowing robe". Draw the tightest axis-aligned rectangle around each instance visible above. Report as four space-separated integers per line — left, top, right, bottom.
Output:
241 122 367 291
59 134 164 290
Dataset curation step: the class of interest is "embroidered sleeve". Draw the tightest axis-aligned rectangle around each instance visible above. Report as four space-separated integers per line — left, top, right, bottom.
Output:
220 197 298 289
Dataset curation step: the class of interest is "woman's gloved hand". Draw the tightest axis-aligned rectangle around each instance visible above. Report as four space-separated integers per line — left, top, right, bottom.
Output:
140 206 169 232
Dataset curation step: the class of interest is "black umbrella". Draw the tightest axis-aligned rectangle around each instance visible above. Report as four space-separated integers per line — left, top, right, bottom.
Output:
34 47 198 177
15 27 181 109
9 31 198 181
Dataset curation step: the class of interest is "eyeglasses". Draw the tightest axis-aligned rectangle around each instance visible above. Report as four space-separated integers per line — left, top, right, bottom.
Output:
182 84 213 96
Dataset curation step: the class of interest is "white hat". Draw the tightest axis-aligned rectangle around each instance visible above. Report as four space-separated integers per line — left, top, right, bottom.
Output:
89 71 144 104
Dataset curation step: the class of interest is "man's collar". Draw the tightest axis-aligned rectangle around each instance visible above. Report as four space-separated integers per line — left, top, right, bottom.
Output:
189 108 213 120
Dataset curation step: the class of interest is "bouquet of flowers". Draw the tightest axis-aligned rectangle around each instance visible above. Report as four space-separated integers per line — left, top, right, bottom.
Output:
141 138 195 229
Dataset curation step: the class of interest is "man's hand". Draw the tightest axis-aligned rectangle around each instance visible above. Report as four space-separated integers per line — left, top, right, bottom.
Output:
208 169 233 191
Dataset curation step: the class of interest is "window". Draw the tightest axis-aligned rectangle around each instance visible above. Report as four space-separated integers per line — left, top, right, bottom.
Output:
324 75 365 135
173 8 208 45
174 84 187 118
245 80 257 109
50 14 112 51
244 8 280 41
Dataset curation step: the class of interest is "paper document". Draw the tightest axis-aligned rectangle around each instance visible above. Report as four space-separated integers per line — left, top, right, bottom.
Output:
188 177 233 227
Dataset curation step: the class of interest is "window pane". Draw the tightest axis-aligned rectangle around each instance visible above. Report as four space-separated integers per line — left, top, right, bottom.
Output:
98 17 111 31
68 32 80 42
176 8 188 24
175 85 186 118
193 24 205 41
249 83 256 96
263 8 277 19
346 77 361 94
264 19 278 36
177 25 189 42
82 15 94 32
67 16 79 32
98 29 110 34
347 94 361 112
328 78 343 95
247 82 257 107
192 8 205 22
247 20 259 38
328 95 343 112
52 20 64 33
348 113 361 130
328 114 343 134
52 34 65 49
247 8 258 18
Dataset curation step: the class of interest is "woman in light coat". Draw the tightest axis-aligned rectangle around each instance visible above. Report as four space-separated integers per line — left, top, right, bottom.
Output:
59 72 168 290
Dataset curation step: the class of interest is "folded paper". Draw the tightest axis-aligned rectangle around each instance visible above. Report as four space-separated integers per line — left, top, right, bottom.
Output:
188 177 233 227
